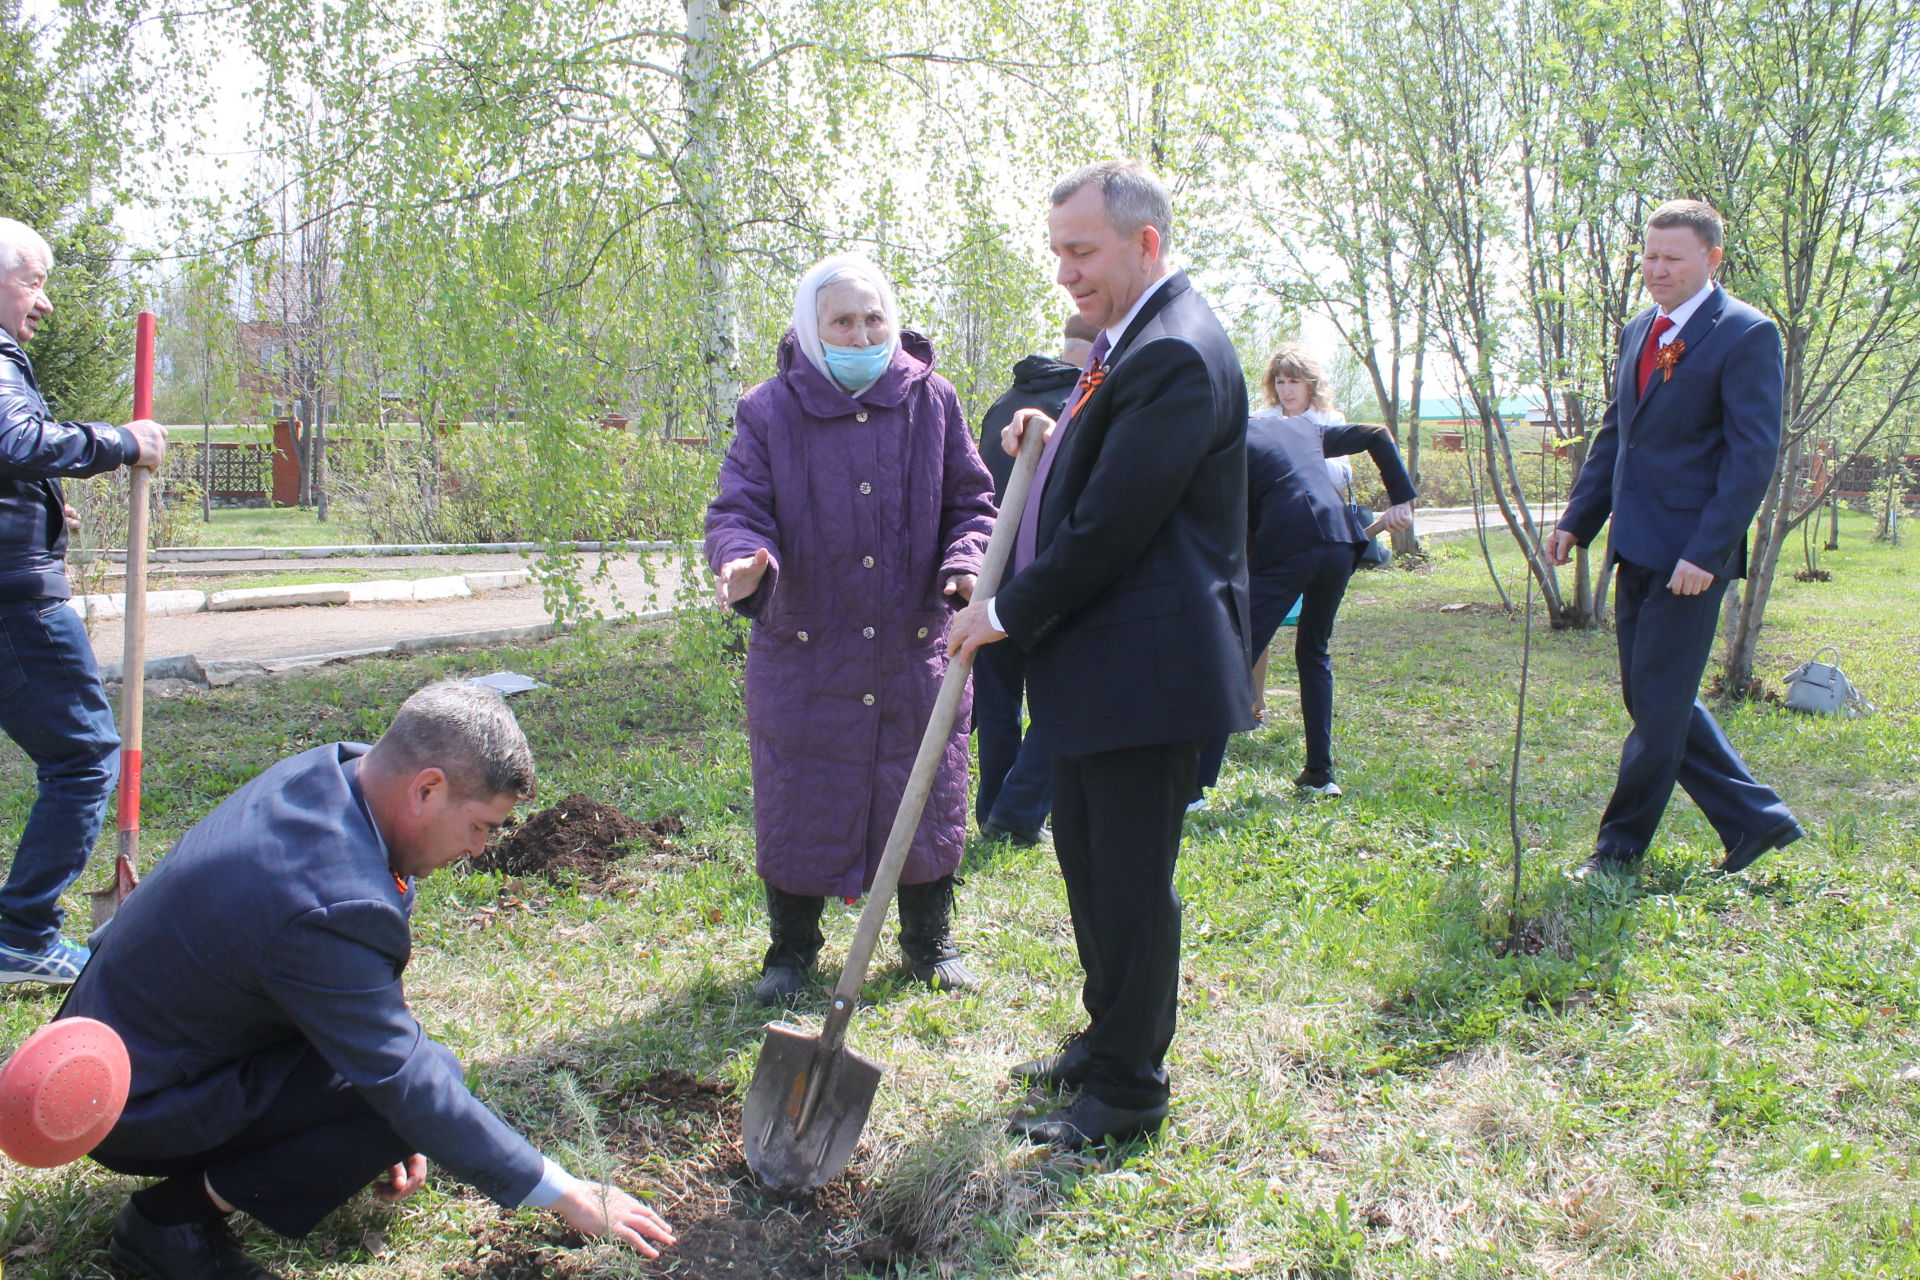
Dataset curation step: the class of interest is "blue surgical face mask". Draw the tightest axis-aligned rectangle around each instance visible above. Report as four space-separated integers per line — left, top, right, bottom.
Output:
821 340 894 391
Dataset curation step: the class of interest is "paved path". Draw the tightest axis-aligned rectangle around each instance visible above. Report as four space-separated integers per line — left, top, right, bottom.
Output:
84 504 1560 669
88 551 691 667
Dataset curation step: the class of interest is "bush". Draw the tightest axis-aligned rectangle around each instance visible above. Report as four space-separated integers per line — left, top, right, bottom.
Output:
328 426 717 544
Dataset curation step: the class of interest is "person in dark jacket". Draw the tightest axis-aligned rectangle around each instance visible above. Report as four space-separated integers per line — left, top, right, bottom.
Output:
60 683 676 1280
1195 351 1416 800
970 316 1099 845
949 162 1254 1149
705 253 995 1005
0 217 167 986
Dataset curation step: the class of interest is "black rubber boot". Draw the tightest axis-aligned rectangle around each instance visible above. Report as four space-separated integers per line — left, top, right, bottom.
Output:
754 885 825 1006
897 874 979 991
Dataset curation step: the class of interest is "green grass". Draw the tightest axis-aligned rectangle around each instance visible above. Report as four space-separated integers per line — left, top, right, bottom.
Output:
2 513 1915 1278
174 506 372 548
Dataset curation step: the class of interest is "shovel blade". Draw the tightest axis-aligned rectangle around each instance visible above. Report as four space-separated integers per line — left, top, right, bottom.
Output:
742 1022 883 1195
87 855 138 932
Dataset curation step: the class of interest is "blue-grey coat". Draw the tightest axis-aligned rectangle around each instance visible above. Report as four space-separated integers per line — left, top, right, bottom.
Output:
704 331 994 898
61 743 545 1208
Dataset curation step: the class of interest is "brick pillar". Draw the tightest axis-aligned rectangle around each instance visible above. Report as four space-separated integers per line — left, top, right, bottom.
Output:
272 417 302 506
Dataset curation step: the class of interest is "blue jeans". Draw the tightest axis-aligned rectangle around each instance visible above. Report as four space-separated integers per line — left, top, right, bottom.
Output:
0 598 118 950
972 639 1052 836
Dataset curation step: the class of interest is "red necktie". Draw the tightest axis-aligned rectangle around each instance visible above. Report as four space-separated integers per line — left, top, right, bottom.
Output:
1637 315 1675 394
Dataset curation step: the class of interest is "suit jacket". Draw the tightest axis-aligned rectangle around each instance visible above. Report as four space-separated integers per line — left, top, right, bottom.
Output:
1246 409 1417 569
994 272 1253 757
61 744 544 1208
1559 286 1783 579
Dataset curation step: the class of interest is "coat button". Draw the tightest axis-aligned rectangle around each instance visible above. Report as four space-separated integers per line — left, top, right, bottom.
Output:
862 693 876 706
862 556 875 568
796 631 809 642
856 411 868 422
859 482 872 495
917 626 928 638
862 626 875 639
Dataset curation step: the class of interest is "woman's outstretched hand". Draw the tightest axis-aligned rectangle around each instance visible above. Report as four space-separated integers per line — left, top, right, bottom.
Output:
716 548 772 609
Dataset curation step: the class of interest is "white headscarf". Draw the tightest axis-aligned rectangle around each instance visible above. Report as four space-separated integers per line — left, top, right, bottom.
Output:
790 253 900 385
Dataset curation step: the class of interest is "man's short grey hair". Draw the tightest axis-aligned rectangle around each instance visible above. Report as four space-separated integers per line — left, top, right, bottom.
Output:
0 219 53 276
1051 161 1174 251
373 681 537 801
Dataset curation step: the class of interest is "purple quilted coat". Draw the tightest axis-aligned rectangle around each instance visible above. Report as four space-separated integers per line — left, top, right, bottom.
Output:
704 330 995 898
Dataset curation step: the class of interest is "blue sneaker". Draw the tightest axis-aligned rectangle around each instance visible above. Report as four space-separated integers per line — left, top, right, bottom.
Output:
0 937 90 985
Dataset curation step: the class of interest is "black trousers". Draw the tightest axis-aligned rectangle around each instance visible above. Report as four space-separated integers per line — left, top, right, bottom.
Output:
1198 542 1355 789
91 1049 412 1238
1051 738 1201 1110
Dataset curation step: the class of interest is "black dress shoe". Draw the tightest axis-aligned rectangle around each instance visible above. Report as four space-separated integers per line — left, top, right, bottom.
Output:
108 1200 282 1280
1009 1094 1169 1150
1720 818 1805 874
1570 850 1640 882
1009 1033 1093 1089
979 819 1041 847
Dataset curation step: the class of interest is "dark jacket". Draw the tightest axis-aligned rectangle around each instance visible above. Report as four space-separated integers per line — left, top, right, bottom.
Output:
1559 286 1782 579
977 355 1079 500
0 329 138 602
704 331 995 896
62 744 546 1209
1246 410 1418 568
994 272 1254 757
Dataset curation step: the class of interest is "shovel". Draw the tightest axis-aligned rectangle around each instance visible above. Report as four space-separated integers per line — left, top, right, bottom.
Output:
88 311 156 931
743 413 1047 1194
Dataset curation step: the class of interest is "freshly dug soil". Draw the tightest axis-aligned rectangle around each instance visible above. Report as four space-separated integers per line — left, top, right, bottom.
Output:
455 1070 889 1280
471 794 686 887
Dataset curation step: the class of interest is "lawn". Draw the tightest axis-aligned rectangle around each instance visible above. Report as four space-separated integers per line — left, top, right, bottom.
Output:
180 505 369 548
2 515 1915 1279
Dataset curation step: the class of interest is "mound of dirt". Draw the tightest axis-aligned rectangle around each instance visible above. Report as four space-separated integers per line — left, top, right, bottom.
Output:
471 794 685 887
455 1070 889 1280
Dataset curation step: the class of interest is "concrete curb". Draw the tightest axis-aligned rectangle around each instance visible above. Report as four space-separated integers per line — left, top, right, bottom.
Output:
99 611 676 690
95 540 691 564
69 569 535 620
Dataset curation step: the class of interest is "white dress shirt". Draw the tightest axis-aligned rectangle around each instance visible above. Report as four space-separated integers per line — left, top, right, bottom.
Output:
1656 280 1717 344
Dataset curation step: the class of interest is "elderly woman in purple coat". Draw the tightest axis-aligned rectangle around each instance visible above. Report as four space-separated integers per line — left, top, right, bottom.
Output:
705 254 995 1006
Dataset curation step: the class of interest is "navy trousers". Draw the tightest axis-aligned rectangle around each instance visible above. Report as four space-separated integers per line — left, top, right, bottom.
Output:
1197 543 1354 790
1597 561 1794 859
1051 738 1200 1111
972 639 1052 836
91 1048 413 1238
0 597 119 951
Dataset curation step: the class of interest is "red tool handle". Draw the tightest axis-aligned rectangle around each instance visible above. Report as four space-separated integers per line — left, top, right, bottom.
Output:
117 311 155 841
132 311 155 421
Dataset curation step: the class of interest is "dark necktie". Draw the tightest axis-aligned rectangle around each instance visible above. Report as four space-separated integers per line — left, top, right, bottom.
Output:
1637 314 1675 394
1014 331 1110 571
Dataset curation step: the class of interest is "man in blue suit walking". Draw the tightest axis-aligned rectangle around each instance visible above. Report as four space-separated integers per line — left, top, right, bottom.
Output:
1549 199 1801 880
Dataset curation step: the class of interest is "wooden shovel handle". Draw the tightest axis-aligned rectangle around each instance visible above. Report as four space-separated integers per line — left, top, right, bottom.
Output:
814 418 1048 1052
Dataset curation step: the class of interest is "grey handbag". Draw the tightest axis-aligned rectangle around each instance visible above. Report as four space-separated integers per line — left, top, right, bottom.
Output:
1784 646 1869 716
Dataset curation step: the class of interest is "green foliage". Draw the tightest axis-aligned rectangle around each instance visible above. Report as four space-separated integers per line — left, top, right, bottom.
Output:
0 0 138 420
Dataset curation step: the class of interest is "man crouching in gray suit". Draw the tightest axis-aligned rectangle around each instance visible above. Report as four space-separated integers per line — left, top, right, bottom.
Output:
59 682 675 1280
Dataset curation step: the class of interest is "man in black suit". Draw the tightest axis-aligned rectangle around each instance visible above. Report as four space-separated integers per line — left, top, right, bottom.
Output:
61 683 675 1279
971 315 1099 845
1548 199 1801 880
948 160 1252 1148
